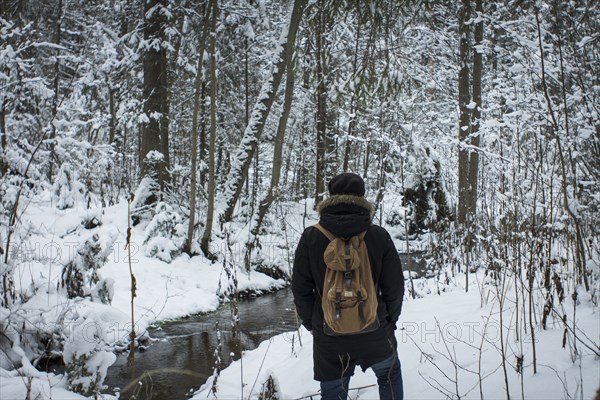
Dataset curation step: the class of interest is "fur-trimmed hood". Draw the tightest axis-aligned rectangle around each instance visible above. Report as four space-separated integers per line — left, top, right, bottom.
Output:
316 194 373 238
317 194 374 216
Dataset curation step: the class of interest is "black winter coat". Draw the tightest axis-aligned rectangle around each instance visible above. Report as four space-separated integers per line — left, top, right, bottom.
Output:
292 194 405 381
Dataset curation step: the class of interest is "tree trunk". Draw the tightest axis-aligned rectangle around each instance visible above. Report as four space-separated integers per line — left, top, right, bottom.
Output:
140 0 169 188
108 85 116 145
323 11 337 181
48 0 63 180
199 80 207 187
219 0 308 223
314 1 327 205
343 20 361 172
200 0 219 257
468 0 483 221
185 0 214 255
456 0 471 226
0 100 6 177
159 43 170 184
363 140 370 181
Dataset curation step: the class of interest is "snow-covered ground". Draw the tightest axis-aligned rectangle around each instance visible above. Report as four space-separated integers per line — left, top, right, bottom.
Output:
1 197 290 399
193 279 600 399
1 197 598 399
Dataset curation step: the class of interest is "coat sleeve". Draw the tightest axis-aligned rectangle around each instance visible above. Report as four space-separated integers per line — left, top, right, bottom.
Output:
379 230 405 325
291 230 315 331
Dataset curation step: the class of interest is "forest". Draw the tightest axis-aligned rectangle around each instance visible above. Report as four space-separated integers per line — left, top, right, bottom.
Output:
0 0 598 399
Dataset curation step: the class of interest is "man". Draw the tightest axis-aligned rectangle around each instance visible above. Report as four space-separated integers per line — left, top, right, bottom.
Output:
292 172 405 400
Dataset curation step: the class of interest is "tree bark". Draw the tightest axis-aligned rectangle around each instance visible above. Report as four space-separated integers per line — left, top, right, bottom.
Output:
468 0 483 221
185 0 214 255
0 101 6 177
314 1 327 205
219 0 308 223
159 42 170 182
456 0 484 256
47 0 63 180
108 85 116 145
200 0 219 257
456 0 471 226
343 21 361 172
199 80 207 187
140 0 170 188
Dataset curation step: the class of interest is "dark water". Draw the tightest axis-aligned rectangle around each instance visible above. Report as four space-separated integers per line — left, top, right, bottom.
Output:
103 288 297 400
399 250 429 277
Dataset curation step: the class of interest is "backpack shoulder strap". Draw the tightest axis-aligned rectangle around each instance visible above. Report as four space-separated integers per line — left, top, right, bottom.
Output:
312 224 336 242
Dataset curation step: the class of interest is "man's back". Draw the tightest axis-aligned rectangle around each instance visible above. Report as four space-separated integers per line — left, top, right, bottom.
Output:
292 173 405 399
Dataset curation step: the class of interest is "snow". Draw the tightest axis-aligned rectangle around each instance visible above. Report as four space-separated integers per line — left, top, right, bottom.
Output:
192 278 600 400
1 368 89 400
1 198 287 399
142 201 186 263
1 198 598 399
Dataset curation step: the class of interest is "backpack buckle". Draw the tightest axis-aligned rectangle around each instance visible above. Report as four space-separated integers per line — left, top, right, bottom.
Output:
334 292 341 320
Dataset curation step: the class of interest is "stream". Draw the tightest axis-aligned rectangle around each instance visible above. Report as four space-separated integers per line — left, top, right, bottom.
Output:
103 253 427 400
104 288 297 400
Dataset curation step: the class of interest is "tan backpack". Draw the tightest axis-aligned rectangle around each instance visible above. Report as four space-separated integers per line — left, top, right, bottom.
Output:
313 224 380 335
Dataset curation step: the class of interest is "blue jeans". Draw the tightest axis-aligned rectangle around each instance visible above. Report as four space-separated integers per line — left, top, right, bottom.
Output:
320 353 403 400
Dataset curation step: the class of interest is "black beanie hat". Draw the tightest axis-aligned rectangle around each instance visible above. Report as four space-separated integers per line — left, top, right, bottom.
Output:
328 172 365 197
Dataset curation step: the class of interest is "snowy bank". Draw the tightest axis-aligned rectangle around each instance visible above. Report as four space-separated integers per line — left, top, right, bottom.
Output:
193 273 599 400
1 198 292 399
